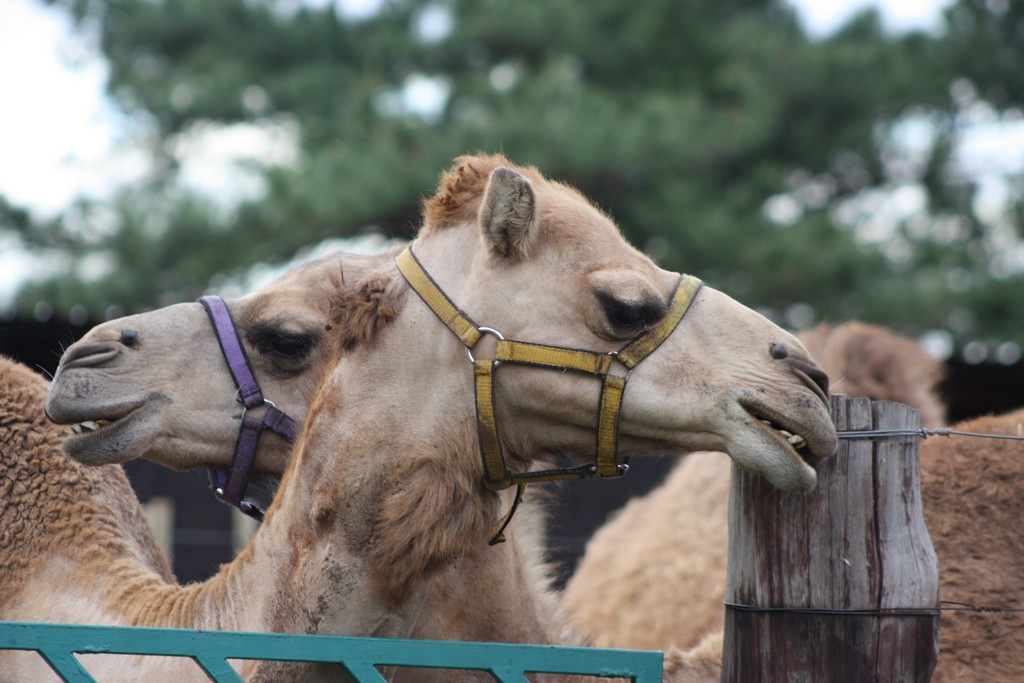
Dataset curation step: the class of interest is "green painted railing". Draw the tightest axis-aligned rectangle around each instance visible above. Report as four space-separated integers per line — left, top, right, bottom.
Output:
0 622 663 682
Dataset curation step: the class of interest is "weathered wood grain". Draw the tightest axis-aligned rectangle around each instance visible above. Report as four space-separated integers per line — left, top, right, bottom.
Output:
722 395 939 682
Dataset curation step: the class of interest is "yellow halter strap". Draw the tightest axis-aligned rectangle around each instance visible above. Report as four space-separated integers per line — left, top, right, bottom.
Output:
396 246 702 540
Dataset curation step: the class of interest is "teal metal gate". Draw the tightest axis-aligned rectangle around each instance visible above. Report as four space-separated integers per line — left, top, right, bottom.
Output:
0 622 663 682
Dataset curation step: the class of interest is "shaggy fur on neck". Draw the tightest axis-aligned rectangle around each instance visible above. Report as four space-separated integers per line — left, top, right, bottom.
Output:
368 418 499 609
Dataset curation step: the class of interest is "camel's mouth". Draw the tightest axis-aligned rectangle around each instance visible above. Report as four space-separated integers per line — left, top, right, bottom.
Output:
754 415 814 465
48 393 147 429
60 400 141 438
47 394 162 465
68 419 112 435
61 403 158 464
739 398 833 468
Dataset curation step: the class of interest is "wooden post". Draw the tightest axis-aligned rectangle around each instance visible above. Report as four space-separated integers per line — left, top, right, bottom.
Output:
722 396 939 682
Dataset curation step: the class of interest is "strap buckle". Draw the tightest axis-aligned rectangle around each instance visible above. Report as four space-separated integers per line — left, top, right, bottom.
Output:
466 327 505 365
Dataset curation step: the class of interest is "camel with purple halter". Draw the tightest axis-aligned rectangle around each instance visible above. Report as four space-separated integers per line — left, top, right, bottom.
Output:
2 250 401 682
41 154 837 681
47 247 399 478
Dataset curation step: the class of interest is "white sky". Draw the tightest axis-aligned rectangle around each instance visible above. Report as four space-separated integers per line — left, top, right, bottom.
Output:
0 0 976 301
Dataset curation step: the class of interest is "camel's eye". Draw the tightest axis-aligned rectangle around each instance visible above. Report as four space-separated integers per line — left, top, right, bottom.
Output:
252 326 317 366
265 332 313 360
596 292 663 332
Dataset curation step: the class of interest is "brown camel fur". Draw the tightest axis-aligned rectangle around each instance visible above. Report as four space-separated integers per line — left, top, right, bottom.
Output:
0 356 177 680
562 321 946 658
922 407 1024 682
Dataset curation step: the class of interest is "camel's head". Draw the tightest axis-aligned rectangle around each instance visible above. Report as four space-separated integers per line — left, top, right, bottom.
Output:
45 249 397 475
386 155 838 492
248 154 840 617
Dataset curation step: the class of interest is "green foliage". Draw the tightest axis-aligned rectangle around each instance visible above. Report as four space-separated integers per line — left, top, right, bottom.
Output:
10 0 1024 347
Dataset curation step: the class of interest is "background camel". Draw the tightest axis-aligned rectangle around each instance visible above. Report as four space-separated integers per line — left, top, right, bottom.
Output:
797 321 946 429
565 322 1024 680
49 154 836 681
919 407 1024 682
0 355 182 680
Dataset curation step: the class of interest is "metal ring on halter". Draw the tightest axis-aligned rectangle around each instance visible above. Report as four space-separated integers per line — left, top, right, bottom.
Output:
605 349 634 381
235 396 279 419
216 396 281 498
466 327 506 365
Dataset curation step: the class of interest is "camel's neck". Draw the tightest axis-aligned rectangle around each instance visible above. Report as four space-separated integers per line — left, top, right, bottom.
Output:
409 490 577 647
112 511 285 632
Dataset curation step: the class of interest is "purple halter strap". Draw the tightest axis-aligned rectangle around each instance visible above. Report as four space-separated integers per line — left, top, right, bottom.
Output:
199 295 299 520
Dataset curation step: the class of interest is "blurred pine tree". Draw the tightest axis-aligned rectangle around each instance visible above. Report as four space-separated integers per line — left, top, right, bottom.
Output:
7 0 1023 347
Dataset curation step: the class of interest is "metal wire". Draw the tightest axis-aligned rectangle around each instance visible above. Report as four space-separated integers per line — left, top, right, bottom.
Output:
837 427 1024 442
939 600 1024 614
723 602 938 617
724 601 1024 616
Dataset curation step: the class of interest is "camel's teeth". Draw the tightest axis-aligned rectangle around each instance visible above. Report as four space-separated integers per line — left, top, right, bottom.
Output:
70 424 83 435
81 420 100 432
758 418 803 448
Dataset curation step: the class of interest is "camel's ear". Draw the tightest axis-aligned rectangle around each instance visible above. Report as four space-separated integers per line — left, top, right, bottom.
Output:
478 166 537 262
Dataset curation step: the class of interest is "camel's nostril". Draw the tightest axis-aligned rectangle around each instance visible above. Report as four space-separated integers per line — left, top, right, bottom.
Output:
59 342 122 371
770 343 789 360
789 357 830 406
808 366 830 397
121 329 138 347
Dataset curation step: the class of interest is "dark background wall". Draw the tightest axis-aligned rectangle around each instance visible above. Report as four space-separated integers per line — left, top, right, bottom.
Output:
3 315 1022 584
